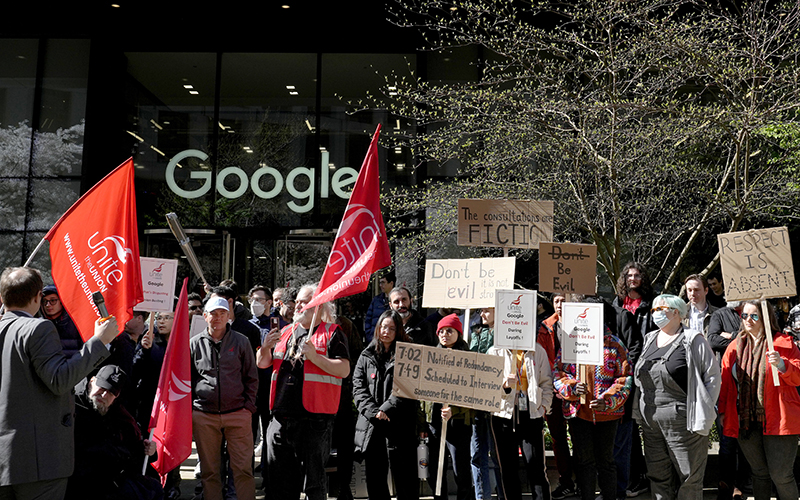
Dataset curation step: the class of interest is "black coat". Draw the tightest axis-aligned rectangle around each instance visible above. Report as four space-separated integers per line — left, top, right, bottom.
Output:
707 307 742 355
352 345 419 455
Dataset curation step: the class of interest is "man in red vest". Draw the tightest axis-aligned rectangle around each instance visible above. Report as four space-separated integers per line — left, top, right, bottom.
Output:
258 283 350 500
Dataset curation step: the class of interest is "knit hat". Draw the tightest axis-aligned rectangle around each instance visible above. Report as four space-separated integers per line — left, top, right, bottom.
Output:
437 313 463 336
42 284 58 296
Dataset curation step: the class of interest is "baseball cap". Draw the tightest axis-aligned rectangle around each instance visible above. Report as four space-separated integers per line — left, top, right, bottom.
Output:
94 365 127 397
205 296 230 313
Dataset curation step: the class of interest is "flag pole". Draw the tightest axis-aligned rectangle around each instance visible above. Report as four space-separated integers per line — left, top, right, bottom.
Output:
142 429 155 475
22 236 47 267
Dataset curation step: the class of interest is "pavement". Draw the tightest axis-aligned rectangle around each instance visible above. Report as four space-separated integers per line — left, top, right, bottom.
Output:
172 444 733 500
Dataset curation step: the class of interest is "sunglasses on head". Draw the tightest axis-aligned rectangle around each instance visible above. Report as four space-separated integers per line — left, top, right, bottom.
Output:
740 312 760 322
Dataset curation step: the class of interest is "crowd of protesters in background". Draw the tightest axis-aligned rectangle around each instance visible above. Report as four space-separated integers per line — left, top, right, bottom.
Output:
2 262 800 500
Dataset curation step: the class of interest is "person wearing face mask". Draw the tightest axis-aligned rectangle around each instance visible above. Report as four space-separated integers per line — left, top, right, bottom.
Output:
632 294 720 500
718 300 800 500
248 285 274 336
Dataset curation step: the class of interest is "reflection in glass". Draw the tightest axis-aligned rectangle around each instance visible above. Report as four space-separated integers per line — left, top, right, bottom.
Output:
28 179 81 231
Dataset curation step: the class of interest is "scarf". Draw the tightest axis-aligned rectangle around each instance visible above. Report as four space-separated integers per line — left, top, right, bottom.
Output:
736 330 767 433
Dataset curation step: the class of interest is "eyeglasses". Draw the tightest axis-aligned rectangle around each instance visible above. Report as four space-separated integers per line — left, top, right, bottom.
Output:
42 298 60 305
741 312 760 322
650 305 671 313
188 305 202 311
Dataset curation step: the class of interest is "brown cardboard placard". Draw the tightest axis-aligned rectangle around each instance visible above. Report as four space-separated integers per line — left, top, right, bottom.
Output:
392 342 505 413
539 242 598 295
457 199 554 249
717 227 796 301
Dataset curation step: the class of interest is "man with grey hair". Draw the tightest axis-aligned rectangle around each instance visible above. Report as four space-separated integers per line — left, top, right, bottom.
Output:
0 266 118 499
258 283 350 500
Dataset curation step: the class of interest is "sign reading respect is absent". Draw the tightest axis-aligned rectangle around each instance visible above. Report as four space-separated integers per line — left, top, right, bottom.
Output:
134 257 178 313
539 242 598 295
422 257 516 309
717 227 796 301
457 199 554 249
392 342 506 413
560 302 604 365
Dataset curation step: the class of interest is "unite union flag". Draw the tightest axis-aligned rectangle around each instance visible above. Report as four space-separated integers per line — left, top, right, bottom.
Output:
148 277 192 484
44 158 143 340
304 124 392 310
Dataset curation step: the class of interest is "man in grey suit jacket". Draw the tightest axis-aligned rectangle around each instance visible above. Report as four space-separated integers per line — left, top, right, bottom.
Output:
0 267 119 500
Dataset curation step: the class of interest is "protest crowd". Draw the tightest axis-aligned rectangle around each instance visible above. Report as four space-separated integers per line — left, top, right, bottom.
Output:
2 261 800 500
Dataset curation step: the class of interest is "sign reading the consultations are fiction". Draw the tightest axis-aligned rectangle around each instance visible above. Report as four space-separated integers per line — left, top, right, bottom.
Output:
457 199 554 249
392 342 506 413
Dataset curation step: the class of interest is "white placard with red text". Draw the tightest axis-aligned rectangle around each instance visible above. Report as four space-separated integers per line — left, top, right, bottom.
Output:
494 289 538 350
560 302 604 365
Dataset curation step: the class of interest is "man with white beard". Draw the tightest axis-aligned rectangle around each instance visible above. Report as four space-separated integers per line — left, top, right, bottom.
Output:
66 365 160 499
258 283 350 500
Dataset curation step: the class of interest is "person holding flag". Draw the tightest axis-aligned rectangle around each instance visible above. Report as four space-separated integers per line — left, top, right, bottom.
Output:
259 282 350 500
259 123 390 500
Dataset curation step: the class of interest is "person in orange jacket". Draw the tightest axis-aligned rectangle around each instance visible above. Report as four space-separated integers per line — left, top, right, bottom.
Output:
719 299 800 500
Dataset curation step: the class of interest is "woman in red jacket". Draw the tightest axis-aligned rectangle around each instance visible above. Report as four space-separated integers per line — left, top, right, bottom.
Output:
719 299 800 500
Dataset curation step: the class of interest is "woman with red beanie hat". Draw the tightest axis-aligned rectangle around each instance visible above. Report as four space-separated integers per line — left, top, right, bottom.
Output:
424 313 475 500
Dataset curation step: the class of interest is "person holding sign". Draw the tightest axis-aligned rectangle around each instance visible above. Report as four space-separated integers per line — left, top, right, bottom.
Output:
353 310 420 500
632 294 720 500
486 321 554 500
425 314 475 500
554 297 632 500
718 300 800 500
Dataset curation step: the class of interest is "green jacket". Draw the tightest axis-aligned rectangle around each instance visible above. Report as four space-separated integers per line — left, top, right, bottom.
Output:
469 324 494 354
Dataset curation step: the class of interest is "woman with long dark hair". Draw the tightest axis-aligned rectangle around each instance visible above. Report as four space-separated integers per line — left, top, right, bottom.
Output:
719 299 800 500
353 310 420 500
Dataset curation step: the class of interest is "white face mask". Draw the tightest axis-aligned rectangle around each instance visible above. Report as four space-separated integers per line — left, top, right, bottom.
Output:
652 309 671 329
251 301 266 318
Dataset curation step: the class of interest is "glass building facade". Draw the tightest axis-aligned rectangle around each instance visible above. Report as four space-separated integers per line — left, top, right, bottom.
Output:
1 3 471 296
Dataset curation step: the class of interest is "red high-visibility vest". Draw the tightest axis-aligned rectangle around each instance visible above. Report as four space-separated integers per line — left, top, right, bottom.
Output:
270 322 342 414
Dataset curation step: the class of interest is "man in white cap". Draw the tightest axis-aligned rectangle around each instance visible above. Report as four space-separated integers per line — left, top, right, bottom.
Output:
190 296 259 500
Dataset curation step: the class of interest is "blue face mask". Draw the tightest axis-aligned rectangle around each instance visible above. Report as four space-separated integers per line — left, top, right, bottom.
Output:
652 310 671 329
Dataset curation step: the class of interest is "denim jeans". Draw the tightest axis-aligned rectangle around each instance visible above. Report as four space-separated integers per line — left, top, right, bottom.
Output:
266 413 334 500
471 413 504 500
613 419 633 498
737 428 799 500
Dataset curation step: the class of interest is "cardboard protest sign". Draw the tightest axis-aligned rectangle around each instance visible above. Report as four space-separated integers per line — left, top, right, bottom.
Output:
494 289 538 350
539 242 598 295
422 257 515 309
391 342 505 413
457 199 554 249
560 302 604 365
135 257 178 313
717 227 796 301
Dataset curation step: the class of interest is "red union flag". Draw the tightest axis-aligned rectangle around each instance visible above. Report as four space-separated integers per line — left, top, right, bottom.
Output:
44 158 143 340
305 124 392 309
149 277 192 484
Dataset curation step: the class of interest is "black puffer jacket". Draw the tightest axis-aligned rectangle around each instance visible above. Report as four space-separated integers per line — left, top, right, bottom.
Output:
352 344 419 455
